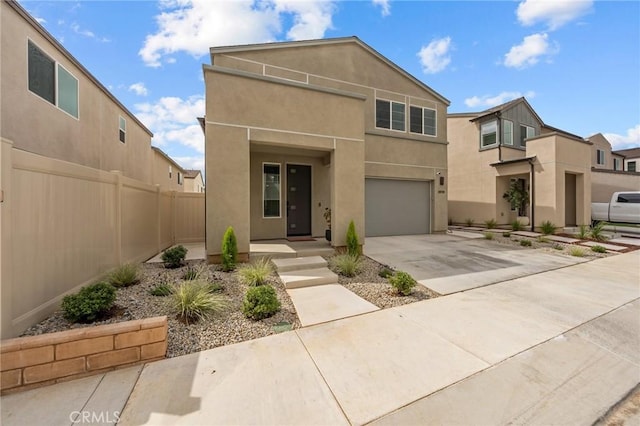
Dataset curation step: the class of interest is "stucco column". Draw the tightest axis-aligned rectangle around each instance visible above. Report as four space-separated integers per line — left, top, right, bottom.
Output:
331 138 365 249
206 124 250 263
1 139 14 338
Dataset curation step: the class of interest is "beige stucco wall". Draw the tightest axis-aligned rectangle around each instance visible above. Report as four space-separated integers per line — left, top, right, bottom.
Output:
591 170 640 203
589 133 615 169
184 173 205 193
0 2 154 183
152 149 185 191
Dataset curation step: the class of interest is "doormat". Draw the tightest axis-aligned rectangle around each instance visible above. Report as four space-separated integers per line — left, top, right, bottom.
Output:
287 236 316 242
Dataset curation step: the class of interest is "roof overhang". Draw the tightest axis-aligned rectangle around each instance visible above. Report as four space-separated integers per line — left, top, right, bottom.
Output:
490 156 537 167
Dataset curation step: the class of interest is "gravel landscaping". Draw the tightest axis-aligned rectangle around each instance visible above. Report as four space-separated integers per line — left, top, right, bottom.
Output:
21 260 300 358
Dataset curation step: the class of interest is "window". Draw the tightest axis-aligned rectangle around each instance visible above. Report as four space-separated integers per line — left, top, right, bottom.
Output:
119 116 126 143
409 106 437 136
178 172 183 185
614 158 621 171
169 166 172 179
628 161 637 172
596 149 605 165
502 120 513 145
519 125 535 146
617 193 640 203
28 40 79 118
480 120 497 147
376 99 405 131
263 164 281 218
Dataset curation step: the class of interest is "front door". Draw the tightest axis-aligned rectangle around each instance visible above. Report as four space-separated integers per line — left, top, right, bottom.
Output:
287 164 311 236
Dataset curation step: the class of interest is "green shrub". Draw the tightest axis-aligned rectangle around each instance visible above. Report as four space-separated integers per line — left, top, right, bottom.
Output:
520 239 532 247
150 283 172 297
62 282 116 323
183 264 207 281
502 231 511 238
464 218 474 227
576 224 590 239
484 219 497 229
243 285 281 320
329 254 363 277
207 283 224 293
170 280 228 324
106 263 139 287
591 245 607 254
378 266 394 278
237 258 274 286
511 220 524 231
540 220 557 235
346 220 360 257
569 247 585 257
389 271 417 296
537 236 550 243
589 222 607 242
552 243 564 250
483 232 494 240
162 245 188 269
221 227 238 272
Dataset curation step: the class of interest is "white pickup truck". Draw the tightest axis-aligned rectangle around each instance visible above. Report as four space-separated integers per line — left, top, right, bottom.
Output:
592 191 640 224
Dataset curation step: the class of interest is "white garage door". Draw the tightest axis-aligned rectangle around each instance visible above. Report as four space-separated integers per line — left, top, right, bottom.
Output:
365 178 431 237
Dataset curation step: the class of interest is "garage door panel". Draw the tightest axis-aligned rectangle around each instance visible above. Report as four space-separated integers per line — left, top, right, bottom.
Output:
365 179 430 237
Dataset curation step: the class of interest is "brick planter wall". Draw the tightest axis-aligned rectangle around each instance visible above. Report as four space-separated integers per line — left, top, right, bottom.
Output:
0 316 167 394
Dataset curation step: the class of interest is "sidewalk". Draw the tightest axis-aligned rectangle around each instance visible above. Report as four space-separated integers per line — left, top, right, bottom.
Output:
2 251 639 425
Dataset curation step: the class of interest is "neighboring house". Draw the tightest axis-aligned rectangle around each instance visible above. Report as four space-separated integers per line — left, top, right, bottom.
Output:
152 147 185 191
203 37 449 262
613 147 640 172
447 97 592 229
184 169 205 193
1 0 154 183
588 133 625 171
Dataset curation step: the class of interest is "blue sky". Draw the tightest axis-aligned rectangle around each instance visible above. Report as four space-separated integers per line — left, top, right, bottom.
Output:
21 0 640 172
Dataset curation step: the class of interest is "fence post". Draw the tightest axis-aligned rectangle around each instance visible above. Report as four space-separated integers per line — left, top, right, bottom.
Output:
171 191 177 245
112 171 123 265
1 139 15 338
156 185 161 254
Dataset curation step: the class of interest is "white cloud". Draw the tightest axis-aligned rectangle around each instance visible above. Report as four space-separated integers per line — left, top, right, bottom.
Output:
173 156 205 174
70 22 110 42
35 16 46 24
464 91 536 108
129 83 149 96
503 33 557 69
134 95 205 153
139 0 335 67
417 36 452 74
517 0 593 30
604 125 640 151
372 0 390 16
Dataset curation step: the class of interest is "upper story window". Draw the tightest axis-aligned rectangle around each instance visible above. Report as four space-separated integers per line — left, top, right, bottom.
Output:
596 149 605 166
613 158 622 171
178 172 183 185
628 161 637 172
376 99 405 131
502 120 513 145
480 120 497 148
519 125 535 146
169 165 172 179
263 163 281 218
119 116 126 143
410 106 436 137
28 40 79 119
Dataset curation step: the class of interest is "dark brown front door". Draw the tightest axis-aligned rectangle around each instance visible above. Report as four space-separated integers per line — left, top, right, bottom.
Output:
287 164 311 236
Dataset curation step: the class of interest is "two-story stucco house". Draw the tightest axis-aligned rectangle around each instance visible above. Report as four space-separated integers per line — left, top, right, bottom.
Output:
184 169 205 193
203 37 449 263
447 97 593 230
589 133 625 171
613 147 640 173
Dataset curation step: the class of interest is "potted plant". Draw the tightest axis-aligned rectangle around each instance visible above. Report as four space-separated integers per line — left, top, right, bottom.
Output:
323 207 331 241
503 180 529 224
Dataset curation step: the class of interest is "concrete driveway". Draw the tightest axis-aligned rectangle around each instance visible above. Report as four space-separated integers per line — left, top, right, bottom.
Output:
364 233 587 294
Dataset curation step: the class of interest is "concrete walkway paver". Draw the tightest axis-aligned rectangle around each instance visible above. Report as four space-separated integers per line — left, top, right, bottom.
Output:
117 332 348 426
286 284 379 326
580 240 627 251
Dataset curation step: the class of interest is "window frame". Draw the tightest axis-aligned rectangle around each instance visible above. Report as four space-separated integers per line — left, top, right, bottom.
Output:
519 124 535 146
119 116 126 143
169 166 172 179
596 149 605 166
502 119 513 146
628 161 637 172
177 172 183 185
375 99 406 132
27 39 79 120
262 162 281 219
480 120 498 148
409 105 437 137
613 158 621 171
